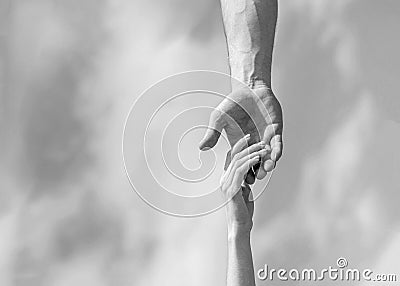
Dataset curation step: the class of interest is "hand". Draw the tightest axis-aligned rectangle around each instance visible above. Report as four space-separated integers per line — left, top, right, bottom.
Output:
220 135 268 233
199 87 283 180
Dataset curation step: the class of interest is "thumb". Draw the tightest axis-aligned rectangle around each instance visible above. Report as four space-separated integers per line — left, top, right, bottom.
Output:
199 109 225 151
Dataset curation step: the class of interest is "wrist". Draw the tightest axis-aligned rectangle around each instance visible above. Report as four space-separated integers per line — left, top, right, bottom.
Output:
231 71 272 90
249 79 272 89
229 53 272 90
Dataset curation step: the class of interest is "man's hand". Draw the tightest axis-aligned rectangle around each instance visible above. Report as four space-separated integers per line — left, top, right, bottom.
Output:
201 0 280 185
199 86 283 180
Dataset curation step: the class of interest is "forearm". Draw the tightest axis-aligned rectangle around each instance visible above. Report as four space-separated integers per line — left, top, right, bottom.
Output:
227 228 255 286
220 0 277 88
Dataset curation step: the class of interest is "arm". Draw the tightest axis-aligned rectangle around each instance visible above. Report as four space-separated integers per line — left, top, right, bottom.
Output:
199 0 283 180
227 200 255 286
220 135 267 286
221 0 277 88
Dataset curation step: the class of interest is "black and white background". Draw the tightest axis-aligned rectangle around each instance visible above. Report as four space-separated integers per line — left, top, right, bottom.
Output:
1 0 400 285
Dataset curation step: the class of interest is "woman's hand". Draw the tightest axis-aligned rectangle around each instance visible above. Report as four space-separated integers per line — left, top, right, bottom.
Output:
220 134 269 234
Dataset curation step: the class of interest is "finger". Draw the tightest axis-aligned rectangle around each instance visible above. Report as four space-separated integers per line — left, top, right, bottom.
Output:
232 156 260 187
263 135 282 172
253 145 271 178
225 142 265 188
199 109 225 151
232 141 265 164
259 124 282 176
234 148 266 184
256 165 268 179
262 124 281 149
224 150 231 171
270 134 283 162
224 134 250 177
224 165 245 199
262 125 282 161
263 158 275 172
227 151 261 187
228 152 261 188
256 151 272 179
236 148 267 169
230 134 251 158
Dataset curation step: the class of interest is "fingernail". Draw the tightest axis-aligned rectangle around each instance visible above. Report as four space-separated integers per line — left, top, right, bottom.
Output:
245 134 251 139
259 141 266 145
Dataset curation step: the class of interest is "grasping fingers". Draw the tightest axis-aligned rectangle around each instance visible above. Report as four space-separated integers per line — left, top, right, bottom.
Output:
230 154 261 191
225 141 266 182
256 123 283 179
222 137 268 199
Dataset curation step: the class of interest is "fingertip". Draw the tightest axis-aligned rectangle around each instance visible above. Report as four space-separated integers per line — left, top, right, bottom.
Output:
240 133 251 146
272 134 282 143
271 145 282 161
231 134 251 157
256 166 267 179
263 159 275 172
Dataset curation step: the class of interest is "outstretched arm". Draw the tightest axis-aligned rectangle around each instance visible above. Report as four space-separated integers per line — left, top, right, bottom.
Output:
200 0 282 179
221 0 277 88
220 135 267 286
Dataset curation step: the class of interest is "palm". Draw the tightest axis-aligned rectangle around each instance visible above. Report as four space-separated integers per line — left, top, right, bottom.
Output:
200 86 283 179
222 87 283 178
220 87 282 146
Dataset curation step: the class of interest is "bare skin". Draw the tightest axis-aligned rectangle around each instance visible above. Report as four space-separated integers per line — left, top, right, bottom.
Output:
199 0 283 180
220 135 266 286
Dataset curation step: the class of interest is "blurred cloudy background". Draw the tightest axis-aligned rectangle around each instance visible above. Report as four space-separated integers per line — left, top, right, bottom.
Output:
1 0 400 285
